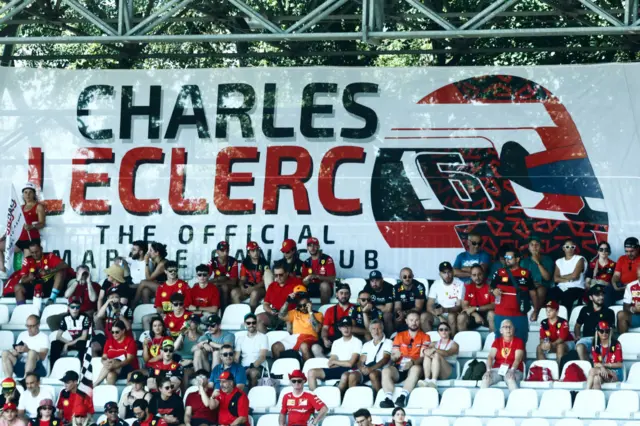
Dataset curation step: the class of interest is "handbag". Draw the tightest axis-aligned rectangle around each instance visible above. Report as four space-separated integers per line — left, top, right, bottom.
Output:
506 269 531 314
257 363 279 387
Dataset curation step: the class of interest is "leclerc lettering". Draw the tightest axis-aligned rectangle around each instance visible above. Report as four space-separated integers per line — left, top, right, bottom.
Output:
70 148 115 215
263 146 312 215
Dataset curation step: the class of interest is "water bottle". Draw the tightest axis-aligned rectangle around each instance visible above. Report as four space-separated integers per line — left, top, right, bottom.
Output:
33 283 43 313
543 337 550 355
494 292 501 305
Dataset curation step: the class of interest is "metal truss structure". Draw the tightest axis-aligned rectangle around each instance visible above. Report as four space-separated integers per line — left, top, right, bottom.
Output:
0 0 638 61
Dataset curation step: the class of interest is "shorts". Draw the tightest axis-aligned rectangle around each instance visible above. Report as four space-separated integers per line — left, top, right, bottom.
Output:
565 340 576 351
631 314 640 328
467 312 489 330
14 359 47 378
16 238 40 251
610 368 624 382
485 368 524 386
321 367 351 380
445 362 457 379
576 337 594 353
191 419 216 426
117 364 135 380
280 334 317 351
306 282 333 298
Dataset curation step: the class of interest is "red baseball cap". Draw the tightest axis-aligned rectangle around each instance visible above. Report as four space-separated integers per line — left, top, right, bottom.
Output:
3 402 16 411
281 239 297 253
545 300 559 311
306 237 319 246
217 241 229 251
246 241 259 251
288 369 307 381
597 321 611 331
219 371 235 381
2 378 16 389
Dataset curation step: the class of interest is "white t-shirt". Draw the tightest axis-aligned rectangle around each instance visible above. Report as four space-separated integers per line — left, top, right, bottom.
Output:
18 387 53 418
126 257 147 284
16 331 49 370
235 332 269 367
428 278 466 308
330 336 363 361
556 255 587 291
360 338 392 366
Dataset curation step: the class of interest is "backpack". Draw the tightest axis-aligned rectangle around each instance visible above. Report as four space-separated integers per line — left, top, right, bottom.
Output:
462 360 487 380
527 366 553 382
563 363 587 382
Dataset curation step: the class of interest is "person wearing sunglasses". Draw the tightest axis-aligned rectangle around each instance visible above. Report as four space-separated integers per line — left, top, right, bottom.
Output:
0 379 20 409
234 313 268 389
393 268 427 332
301 237 336 305
491 246 538 344
131 399 163 426
585 242 616 306
426 262 465 335
363 270 395 336
481 319 525 391
550 238 587 316
146 340 184 392
316 283 355 356
163 293 191 338
62 264 100 318
574 285 615 361
458 264 495 333
175 314 203 366
1 402 26 426
94 320 139 385
519 235 555 309
49 297 90 367
56 371 94 423
28 399 58 426
152 260 192 318
208 372 249 426
149 377 184 426
273 239 304 278
208 240 239 311
279 370 327 426
195 315 234 371
101 402 127 426
141 316 170 365
272 293 323 362
618 263 640 333
610 237 640 306
259 265 303 334
234 241 272 312
453 232 491 285
350 290 384 341
209 344 246 391
537 300 574 365
587 321 623 389
119 372 152 419
94 285 133 353
187 264 220 318
418 322 459 388
132 241 168 305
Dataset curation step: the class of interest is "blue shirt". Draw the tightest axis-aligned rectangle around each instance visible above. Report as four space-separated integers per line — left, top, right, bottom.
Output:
453 251 491 283
209 362 247 389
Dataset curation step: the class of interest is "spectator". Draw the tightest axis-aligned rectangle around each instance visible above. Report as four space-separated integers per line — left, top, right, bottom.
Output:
126 240 149 286
393 268 427 332
133 242 168 305
350 290 384 341
389 407 408 426
488 245 509 280
418 322 459 388
458 264 495 332
587 321 623 390
146 340 184 391
175 314 203 364
301 237 336 305
69 399 92 426
55 372 93 423
208 241 239 313
352 409 383 426
163 293 191 338
491 247 538 344
363 270 395 336
208 372 249 426
96 264 129 313
49 297 90 366
95 320 139 385
184 370 216 426
0 402 26 426
380 310 430 408
278 370 327 426
520 235 555 307
93 287 133 356
17 374 53 420
27 399 57 426
234 314 268 389
550 238 587 315
0 379 20 408
131 399 167 426
194 315 234 371
308 317 362 392
141 316 171 365
234 241 271 311
187 264 220 317
118 372 152 419
149 378 184 426
618 264 640 333
274 239 304 277
586 241 616 297
272 292 323 362
209 344 246 391
453 232 490 284
316 283 355 356
258 265 302 333
610 237 640 306
63 265 100 316
1 314 49 378
101 402 128 426
426 261 465 334
152 261 191 318
346 319 391 393
575 285 615 360
13 241 70 306
537 301 574 365
481 319 525 391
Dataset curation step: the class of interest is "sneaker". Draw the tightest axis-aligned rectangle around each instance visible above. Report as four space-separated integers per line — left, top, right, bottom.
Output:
395 394 407 408
417 380 427 388
426 380 437 389
380 398 394 408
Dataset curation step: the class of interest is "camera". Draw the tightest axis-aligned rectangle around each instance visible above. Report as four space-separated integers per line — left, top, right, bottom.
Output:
434 303 442 310
112 302 121 310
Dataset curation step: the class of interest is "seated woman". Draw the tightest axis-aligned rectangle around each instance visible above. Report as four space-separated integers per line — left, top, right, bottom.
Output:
141 316 171 365
481 319 525 391
418 322 459 388
118 372 152 419
386 407 410 426
95 320 139 385
27 399 59 426
587 320 623 389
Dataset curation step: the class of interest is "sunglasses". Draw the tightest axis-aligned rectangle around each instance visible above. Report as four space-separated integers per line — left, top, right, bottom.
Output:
245 321 256 325
162 386 173 390
208 324 219 328
438 328 450 332
172 302 183 307
107 411 118 415
359 298 369 302
564 245 576 249
111 329 122 334
402 275 413 279
41 407 53 411
166 269 178 274
197 273 208 277
69 305 81 310
469 241 481 246
598 248 610 253
221 352 234 357
163 348 174 353
291 379 304 384
598 329 611 333
504 255 514 260
274 273 285 277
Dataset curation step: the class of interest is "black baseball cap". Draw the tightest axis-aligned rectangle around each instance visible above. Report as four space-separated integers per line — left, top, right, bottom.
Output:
588 284 606 296
204 314 221 326
337 317 352 327
189 314 201 324
106 287 121 297
104 402 118 412
130 372 146 384
439 261 453 272
625 237 639 249
336 283 351 293
61 371 79 383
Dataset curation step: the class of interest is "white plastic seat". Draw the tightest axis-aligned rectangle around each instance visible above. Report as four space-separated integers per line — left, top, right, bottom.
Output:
588 422 617 426
132 304 156 325
522 420 549 426
537 305 569 324
487 419 516 426
431 387 472 416
303 358 329 376
5 305 39 329
610 305 624 327
266 330 290 349
40 304 68 330
532 389 572 417
618 333 640 360
569 305 584 329
453 331 482 357
91 358 104 383
270 358 300 385
383 277 396 285
256 414 280 426
370 389 403 415
248 386 276 412
622 363 640 389
420 418 449 426
342 278 367 303
322 416 351 426
452 418 482 426
0 305 9 325
43 357 81 384
498 389 538 417
566 390 605 418
476 332 495 358
599 390 639 419
623 422 640 426
254 305 265 316
465 388 505 416
319 304 333 316
314 387 341 409
0 330 15 351
269 387 293 413
334 386 374 413
556 421 585 426
522 360 558 389
93 385 118 412
414 278 430 288
405 387 439 415
221 304 251 330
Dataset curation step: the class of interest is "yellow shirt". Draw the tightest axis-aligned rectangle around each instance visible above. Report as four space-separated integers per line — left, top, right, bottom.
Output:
287 310 324 338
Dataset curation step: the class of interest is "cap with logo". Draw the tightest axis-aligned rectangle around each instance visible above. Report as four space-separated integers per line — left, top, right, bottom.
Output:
246 241 259 251
104 264 126 284
204 314 221 326
1 378 16 390
61 371 79 383
281 239 297 253
369 270 383 280
22 182 37 193
588 284 606 295
130 372 146 384
104 402 118 412
306 237 319 246
597 321 611 331
545 300 559 311
188 314 201 324
625 237 639 249
162 339 175 349
337 317 352 328
106 286 121 297
219 371 235 381
217 241 229 251
293 285 307 294
439 261 453 272
3 402 16 411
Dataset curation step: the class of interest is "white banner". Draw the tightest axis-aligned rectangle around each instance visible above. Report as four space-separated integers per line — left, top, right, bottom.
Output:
0 64 636 280
4 185 26 272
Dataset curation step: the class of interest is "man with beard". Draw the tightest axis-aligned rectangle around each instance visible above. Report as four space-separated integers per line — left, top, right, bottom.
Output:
234 314 268 389
363 270 394 336
98 402 127 426
126 241 148 286
453 232 490 284
610 237 640 306
258 266 302 333
519 235 555 310
426 262 465 334
313 283 354 357
55 372 93 424
350 290 384 341
301 237 336 305
273 239 304 277
208 372 249 426
393 268 427 332
188 264 220 317
208 241 239 310
272 293 323 362
458 264 495 332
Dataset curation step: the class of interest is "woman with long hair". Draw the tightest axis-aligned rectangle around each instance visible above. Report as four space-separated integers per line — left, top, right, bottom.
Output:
142 315 171 364
118 371 152 419
387 408 410 426
587 321 623 389
232 241 272 311
28 399 58 426
586 241 617 306
95 320 139 385
133 242 168 304
549 238 587 315
418 322 459 388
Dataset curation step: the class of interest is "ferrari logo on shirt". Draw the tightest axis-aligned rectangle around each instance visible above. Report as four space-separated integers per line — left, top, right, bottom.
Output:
299 399 308 406
178 283 182 288
287 400 295 406
216 270 220 276
63 400 69 406
501 347 511 358
557 323 561 329
308 268 313 274
44 259 48 264
321 260 325 265
545 331 551 336
30 268 35 273
521 270 526 276
502 277 509 282
155 369 160 375
162 292 167 297
169 322 175 328
171 364 177 369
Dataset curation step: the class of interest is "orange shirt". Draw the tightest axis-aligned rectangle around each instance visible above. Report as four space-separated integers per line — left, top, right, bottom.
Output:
287 310 324 338
392 330 430 361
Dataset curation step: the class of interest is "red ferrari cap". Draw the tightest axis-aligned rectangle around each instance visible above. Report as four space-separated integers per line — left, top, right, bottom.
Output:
246 241 259 251
1 378 16 389
281 239 297 253
545 300 559 311
3 402 16 411
288 369 307 381
597 321 611 331
219 371 235 381
306 237 319 246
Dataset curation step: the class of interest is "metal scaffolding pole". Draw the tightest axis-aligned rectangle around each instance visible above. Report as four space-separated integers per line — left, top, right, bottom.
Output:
61 0 117 36
460 0 519 30
125 0 184 35
227 0 283 33
403 0 456 31
576 0 623 26
0 0 26 17
134 0 198 35
0 0 36 26
285 0 341 33
465 0 521 30
295 0 350 33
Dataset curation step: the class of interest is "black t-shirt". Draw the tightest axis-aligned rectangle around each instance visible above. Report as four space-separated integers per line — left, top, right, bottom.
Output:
363 281 395 306
576 304 615 337
150 394 184 425
393 281 427 311
349 305 384 328
101 279 133 300
0 389 20 407
273 258 304 277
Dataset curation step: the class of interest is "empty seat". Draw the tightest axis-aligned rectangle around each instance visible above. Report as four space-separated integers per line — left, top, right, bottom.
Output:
256 414 279 426
5 305 39 329
487 419 516 426
569 306 584 329
566 390 605 418
132 303 156 322
314 387 341 409
498 389 538 417
334 387 374 413
623 363 640 389
532 389 572 417
254 305 265 316
221 304 251 330
431 388 472 416
618 333 640 360
91 358 104 383
40 304 68 330
600 390 639 419
248 386 277 412
0 330 15 351
270 358 300 385
0 305 9 325
420 418 449 426
93 385 118 412
303 358 329 376
476 333 495 358
452 418 482 426
322 416 351 426
466 388 505 416
266 330 290 349
405 387 439 415
43 357 81 384
588 421 617 426
454 331 482 357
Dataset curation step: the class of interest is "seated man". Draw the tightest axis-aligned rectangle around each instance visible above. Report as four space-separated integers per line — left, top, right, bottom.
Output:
363 270 395 336
258 265 302 333
308 317 362 392
194 314 234 371
55 371 94 424
1 315 49 378
163 293 191 338
426 262 465 334
272 292 323 362
146 340 184 391
346 319 391 394
187 264 220 318
618 264 640 333
209 372 249 426
234 314 268 389
393 268 428 332
301 237 336 305
481 319 525 391
17 373 53 419
537 300 574 364
50 297 91 366
314 283 354 356
63 265 100 317
350 290 384 341
458 264 495 332
575 285 615 360
209 344 247 391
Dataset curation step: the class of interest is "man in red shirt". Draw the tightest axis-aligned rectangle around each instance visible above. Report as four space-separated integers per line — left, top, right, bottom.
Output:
458 264 495 332
610 237 640 306
301 237 336 305
258 264 302 333
154 261 192 315
315 283 354 355
185 370 216 426
481 319 525 390
163 293 191 338
210 372 249 426
618 263 640 333
188 264 220 317
208 241 239 310
537 300 574 364
55 371 94 423
63 265 100 316
279 370 327 426
132 400 167 426
146 339 184 391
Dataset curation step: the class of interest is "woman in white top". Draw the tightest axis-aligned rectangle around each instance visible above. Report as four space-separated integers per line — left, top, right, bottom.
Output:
549 238 587 316
418 322 459 388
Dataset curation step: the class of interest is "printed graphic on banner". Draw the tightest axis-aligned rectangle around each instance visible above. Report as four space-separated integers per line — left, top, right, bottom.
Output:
4 185 26 272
